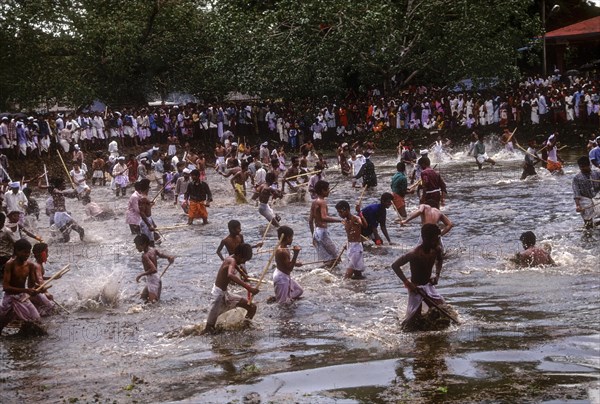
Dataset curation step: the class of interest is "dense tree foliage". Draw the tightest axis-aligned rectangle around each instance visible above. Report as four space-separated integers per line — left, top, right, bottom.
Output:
0 0 598 109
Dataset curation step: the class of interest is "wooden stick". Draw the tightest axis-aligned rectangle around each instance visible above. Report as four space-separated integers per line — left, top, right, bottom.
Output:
151 178 175 203
43 163 49 187
156 224 189 231
328 243 347 271
53 299 71 314
414 286 459 324
357 185 368 206
35 264 70 292
284 170 321 181
160 262 173 278
300 259 332 266
249 233 285 304
56 150 77 191
515 140 548 164
246 276 273 285
257 220 272 251
407 180 422 193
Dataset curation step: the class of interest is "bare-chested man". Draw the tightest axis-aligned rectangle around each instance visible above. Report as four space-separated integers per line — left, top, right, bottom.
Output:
134 234 175 303
230 161 253 203
214 143 227 171
257 172 283 227
309 180 342 267
201 243 258 334
401 199 453 238
391 224 445 330
513 231 554 267
282 156 303 193
28 242 56 316
336 200 368 279
0 239 41 334
272 226 304 304
216 220 263 261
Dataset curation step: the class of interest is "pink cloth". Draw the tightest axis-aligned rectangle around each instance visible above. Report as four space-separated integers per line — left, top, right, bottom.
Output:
126 191 141 225
273 268 303 304
30 294 55 317
0 293 41 322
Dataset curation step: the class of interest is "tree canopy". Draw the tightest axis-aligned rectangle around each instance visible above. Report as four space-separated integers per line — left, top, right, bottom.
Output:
0 0 597 110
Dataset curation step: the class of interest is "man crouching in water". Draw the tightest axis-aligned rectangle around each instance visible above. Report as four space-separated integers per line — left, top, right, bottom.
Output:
201 243 259 335
391 224 444 330
513 231 554 267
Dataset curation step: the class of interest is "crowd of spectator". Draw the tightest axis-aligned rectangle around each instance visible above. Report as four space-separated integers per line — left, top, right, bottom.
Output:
0 72 598 165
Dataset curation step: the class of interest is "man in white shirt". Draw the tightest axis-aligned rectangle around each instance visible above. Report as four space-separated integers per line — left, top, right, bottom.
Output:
3 182 28 223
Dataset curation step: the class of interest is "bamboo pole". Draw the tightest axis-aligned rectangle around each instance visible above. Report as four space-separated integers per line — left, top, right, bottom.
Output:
35 264 71 292
284 170 321 181
328 243 347 271
56 150 77 191
160 262 173 278
249 234 285 304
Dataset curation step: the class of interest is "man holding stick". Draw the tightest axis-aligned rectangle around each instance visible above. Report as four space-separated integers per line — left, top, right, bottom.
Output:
134 234 175 303
0 239 42 335
391 224 453 331
272 226 303 304
201 243 258 335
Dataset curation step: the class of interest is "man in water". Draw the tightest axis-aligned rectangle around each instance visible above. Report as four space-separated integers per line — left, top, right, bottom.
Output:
134 234 175 303
418 157 447 208
513 231 554 267
401 199 453 242
391 224 445 330
520 139 541 180
354 152 377 188
357 192 393 245
309 180 342 267
472 132 496 170
589 136 600 169
201 243 258 334
572 156 600 229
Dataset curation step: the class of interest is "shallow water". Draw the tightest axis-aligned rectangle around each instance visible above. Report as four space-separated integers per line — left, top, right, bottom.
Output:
1 145 599 403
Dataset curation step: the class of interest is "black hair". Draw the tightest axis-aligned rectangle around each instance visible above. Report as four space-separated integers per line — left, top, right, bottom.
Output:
519 231 536 248
314 180 329 195
134 234 150 246
381 192 393 204
32 242 48 255
277 225 294 240
396 162 406 172
14 238 32 254
234 243 253 260
421 223 441 253
335 200 350 211
577 156 590 167
228 220 241 233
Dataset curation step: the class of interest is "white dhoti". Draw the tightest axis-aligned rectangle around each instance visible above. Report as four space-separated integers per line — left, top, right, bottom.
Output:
258 203 275 222
476 153 489 164
141 273 162 301
403 284 444 325
313 227 338 262
205 284 242 326
273 268 303 304
347 242 365 272
54 211 73 229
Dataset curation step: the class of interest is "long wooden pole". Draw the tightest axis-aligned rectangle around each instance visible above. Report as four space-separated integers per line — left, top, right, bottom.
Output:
257 220 272 251
56 150 76 191
35 264 70 292
284 170 321 181
159 262 173 278
357 185 368 206
328 243 347 271
151 178 175 203
415 286 459 324
249 233 285 304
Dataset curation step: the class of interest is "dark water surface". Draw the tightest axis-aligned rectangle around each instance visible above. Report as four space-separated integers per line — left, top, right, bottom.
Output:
1 146 599 403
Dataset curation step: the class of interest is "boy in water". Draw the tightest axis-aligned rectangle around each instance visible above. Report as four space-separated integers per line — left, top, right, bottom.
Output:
134 234 175 303
309 180 342 267
513 231 554 267
28 242 56 316
138 179 158 246
391 224 445 330
273 226 304 304
0 239 42 335
256 172 283 227
184 169 212 225
357 192 393 245
336 200 368 279
201 243 259 334
216 220 263 261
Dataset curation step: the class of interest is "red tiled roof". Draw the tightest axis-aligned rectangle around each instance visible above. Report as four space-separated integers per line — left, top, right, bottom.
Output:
545 16 600 40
